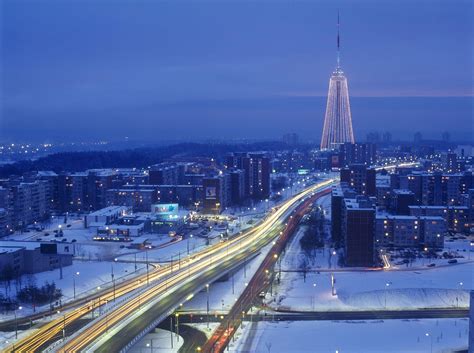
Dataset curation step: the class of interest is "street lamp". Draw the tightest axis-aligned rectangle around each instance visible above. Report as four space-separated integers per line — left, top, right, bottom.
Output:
384 282 391 308
112 259 117 302
14 306 22 339
175 313 180 342
57 310 66 340
187 234 193 255
425 333 433 353
206 284 210 329
73 271 80 299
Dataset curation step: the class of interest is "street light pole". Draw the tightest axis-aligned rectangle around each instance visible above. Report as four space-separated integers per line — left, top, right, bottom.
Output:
206 283 210 329
175 313 180 342
170 316 174 349
14 306 22 339
73 271 79 299
146 249 149 286
425 333 433 353
385 282 391 308
111 261 116 302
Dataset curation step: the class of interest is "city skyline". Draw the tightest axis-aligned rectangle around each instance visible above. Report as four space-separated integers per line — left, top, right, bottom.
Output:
1 0 472 142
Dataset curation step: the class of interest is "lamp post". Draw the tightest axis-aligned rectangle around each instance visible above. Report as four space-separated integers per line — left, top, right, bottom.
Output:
112 258 117 302
187 234 193 255
206 283 210 329
425 333 433 353
57 310 66 340
384 282 391 308
175 313 180 342
14 306 22 339
146 249 149 286
73 271 80 299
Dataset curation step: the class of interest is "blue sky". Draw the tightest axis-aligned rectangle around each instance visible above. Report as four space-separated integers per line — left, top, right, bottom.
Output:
1 0 472 142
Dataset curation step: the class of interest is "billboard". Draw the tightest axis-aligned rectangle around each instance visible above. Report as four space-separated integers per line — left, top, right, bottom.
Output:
205 186 217 199
297 169 310 175
152 203 179 215
40 243 74 255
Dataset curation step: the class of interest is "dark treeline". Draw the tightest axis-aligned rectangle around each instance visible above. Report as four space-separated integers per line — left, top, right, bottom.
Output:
0 141 295 177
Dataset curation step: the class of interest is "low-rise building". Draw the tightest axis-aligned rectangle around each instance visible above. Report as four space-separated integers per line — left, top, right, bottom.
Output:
84 206 131 228
0 241 73 275
376 214 445 248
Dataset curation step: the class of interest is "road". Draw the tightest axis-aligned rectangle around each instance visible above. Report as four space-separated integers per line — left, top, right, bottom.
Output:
49 179 334 352
174 307 469 323
201 187 327 353
5 176 326 352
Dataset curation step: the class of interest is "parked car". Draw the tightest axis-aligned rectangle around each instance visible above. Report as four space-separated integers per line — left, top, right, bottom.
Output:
427 263 436 267
448 259 458 264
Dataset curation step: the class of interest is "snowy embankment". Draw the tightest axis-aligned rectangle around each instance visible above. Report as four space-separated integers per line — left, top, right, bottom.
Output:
271 261 473 311
230 318 469 353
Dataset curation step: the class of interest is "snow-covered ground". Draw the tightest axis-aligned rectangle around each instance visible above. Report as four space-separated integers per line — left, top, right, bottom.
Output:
129 328 183 353
271 261 473 311
1 260 146 320
280 194 339 271
230 318 469 353
387 237 474 270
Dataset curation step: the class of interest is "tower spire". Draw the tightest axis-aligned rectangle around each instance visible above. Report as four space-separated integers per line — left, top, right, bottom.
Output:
337 10 341 68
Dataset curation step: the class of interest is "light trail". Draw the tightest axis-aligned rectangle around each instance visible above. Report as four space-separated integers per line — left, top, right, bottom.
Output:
60 179 335 352
3 179 334 352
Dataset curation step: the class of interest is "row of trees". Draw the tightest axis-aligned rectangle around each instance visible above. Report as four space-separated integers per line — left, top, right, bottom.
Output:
0 141 292 177
298 208 327 281
17 282 62 305
0 266 62 311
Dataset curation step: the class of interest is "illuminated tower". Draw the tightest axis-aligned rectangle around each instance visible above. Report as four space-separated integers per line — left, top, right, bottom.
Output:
320 12 355 150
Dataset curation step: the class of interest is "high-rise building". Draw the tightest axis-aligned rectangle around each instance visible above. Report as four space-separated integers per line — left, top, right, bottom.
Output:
338 143 376 167
202 174 231 214
149 164 180 185
226 152 271 200
320 13 355 150
342 196 375 267
340 164 376 196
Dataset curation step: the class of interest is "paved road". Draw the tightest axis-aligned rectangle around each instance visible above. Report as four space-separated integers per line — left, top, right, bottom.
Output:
56 180 334 352
201 188 330 353
174 307 469 323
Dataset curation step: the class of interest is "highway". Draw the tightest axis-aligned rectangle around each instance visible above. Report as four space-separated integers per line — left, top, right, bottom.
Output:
0 178 334 352
201 187 323 353
49 179 334 352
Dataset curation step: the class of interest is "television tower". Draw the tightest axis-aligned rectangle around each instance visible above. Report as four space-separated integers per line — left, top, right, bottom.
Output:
320 11 355 150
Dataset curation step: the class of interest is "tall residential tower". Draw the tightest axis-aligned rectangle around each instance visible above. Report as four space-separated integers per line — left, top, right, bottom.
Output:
320 13 355 150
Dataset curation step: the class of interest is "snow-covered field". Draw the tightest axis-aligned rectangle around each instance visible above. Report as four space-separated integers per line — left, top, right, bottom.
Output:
271 261 473 311
1 260 146 320
230 318 469 353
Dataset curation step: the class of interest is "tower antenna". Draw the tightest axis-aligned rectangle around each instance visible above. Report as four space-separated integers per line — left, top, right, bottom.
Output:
337 10 341 68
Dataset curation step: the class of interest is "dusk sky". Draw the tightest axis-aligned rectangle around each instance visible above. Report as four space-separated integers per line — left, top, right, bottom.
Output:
2 0 473 142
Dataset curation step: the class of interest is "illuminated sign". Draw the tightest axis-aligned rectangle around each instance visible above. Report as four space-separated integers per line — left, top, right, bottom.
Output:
297 169 310 175
151 203 179 215
205 186 217 199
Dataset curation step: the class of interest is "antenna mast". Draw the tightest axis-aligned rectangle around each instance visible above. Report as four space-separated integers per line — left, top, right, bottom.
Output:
337 10 341 68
